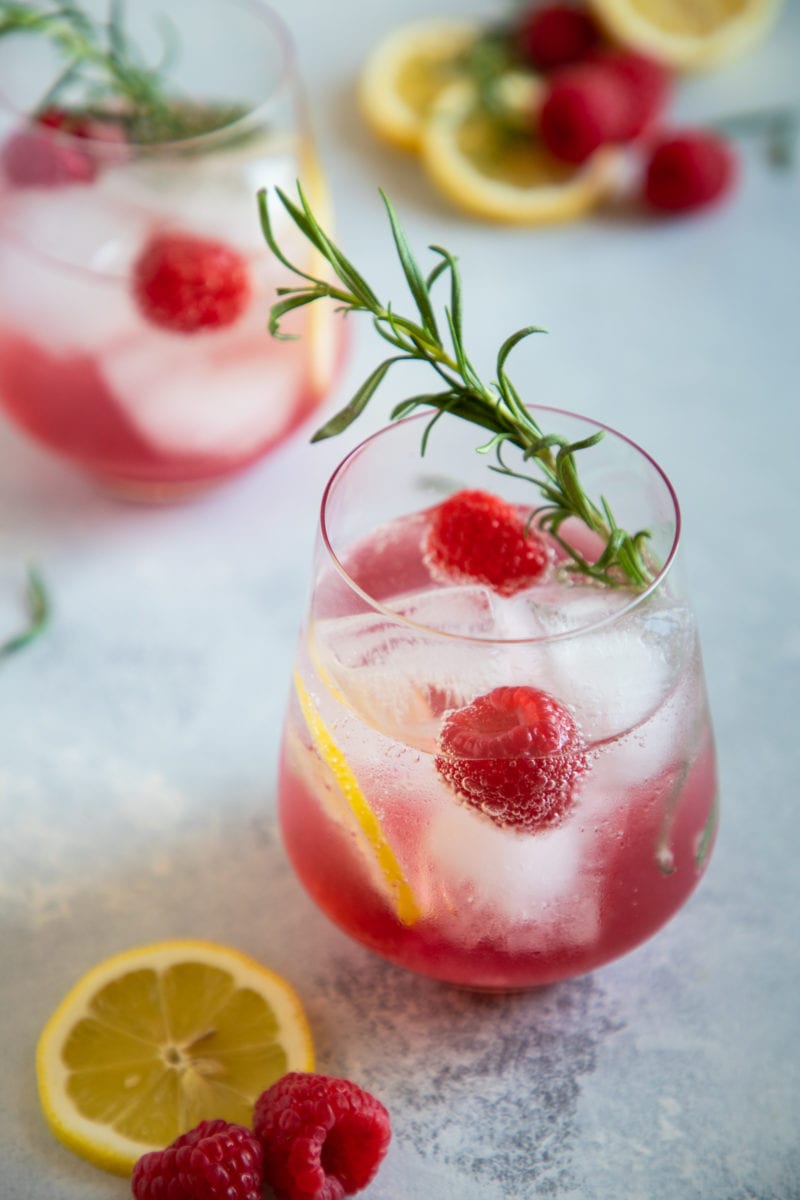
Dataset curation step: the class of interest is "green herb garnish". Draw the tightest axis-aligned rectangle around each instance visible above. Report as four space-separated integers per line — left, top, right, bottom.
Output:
1 567 50 659
258 183 655 588
0 0 247 143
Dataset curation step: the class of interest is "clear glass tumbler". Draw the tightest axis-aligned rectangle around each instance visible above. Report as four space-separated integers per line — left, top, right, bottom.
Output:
0 0 341 498
278 409 719 990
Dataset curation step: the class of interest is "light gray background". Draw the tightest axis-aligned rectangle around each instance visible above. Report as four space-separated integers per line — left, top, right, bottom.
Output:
1 2 799 1198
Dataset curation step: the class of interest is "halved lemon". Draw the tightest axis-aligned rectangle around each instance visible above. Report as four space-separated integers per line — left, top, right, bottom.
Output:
588 0 782 70
37 940 313 1176
358 17 480 151
421 78 621 225
294 668 422 928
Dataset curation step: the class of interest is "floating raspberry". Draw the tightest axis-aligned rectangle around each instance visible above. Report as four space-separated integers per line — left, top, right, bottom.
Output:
131 1119 264 1200
1 106 129 188
642 130 737 213
425 489 549 596
586 49 672 141
254 1072 391 1200
1 128 95 187
435 686 588 832
132 232 252 333
516 3 601 72
538 64 629 164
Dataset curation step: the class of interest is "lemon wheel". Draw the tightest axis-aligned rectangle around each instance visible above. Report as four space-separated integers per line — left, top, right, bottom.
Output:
421 79 621 225
588 0 782 70
358 18 479 151
36 940 314 1175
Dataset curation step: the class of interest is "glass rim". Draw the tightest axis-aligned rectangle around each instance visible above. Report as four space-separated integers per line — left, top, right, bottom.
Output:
319 406 683 647
0 0 296 154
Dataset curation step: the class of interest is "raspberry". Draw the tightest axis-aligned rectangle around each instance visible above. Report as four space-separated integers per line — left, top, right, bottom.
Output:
131 1119 264 1200
642 130 737 214
253 1072 391 1200
435 686 588 832
516 4 601 72
586 49 672 141
1 128 95 187
1 107 129 188
425 489 549 596
538 64 629 164
132 232 251 333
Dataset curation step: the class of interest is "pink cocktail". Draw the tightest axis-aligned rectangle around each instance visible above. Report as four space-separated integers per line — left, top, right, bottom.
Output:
0 0 341 498
278 410 718 991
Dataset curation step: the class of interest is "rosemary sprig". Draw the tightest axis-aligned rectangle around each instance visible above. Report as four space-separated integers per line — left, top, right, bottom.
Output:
0 0 247 143
1 567 50 659
258 183 654 589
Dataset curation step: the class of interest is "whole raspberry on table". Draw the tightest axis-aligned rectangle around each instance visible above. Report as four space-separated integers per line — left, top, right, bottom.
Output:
424 489 549 596
642 130 738 213
516 3 601 72
585 49 672 141
131 1119 264 1200
538 63 630 163
435 686 588 833
254 1071 391 1200
132 231 252 333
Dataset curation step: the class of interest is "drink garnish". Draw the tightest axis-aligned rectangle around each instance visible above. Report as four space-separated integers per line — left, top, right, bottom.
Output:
293 669 422 927
425 488 549 596
435 685 588 832
0 1 248 144
258 182 655 588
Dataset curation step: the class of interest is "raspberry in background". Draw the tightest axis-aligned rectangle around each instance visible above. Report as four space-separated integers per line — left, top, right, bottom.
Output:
435 685 588 832
425 489 549 596
132 231 252 333
132 1119 263 1200
516 3 601 72
538 63 629 163
585 49 672 141
642 130 737 213
254 1071 391 1200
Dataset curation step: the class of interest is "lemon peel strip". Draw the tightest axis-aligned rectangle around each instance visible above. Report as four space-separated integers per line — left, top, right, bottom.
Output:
293 669 421 927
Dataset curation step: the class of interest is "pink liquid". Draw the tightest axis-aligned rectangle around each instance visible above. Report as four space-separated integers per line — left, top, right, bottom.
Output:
278 509 719 991
0 326 325 490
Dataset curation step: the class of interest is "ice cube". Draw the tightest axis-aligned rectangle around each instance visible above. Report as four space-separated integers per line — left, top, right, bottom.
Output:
536 623 671 742
425 796 600 949
93 139 298 253
393 583 497 636
99 319 306 457
0 192 136 352
310 588 511 750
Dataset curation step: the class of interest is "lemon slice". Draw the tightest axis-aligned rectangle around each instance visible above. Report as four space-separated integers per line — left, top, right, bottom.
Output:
294 669 422 927
421 79 621 225
588 0 782 70
37 940 314 1176
298 142 340 398
358 18 479 151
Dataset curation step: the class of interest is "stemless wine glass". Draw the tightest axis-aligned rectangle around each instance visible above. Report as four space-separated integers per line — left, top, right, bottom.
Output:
0 0 340 499
278 409 719 991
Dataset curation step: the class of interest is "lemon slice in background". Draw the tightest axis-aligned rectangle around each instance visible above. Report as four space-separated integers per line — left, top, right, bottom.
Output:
422 78 621 225
294 669 422 927
37 940 313 1176
588 0 782 70
358 18 479 151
